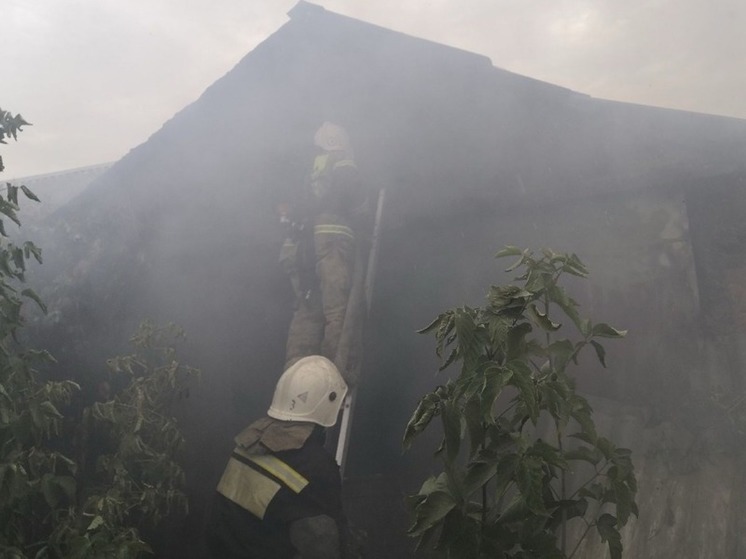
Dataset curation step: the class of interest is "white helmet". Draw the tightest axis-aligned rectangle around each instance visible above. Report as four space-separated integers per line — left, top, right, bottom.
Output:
267 355 348 427
313 121 352 153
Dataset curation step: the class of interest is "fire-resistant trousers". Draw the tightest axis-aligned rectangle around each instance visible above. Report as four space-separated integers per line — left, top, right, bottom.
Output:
285 221 354 370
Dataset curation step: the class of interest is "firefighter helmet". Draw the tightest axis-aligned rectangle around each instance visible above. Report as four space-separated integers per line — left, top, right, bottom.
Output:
267 355 348 427
313 121 351 153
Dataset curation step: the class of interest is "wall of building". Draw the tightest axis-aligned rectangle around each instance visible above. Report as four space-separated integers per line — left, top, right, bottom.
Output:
355 173 746 558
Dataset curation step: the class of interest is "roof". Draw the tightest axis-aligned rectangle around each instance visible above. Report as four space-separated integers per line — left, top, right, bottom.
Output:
29 2 746 223
8 163 112 223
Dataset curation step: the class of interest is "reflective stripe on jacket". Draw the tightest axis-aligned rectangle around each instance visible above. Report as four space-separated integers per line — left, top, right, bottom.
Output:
217 447 309 520
313 223 354 240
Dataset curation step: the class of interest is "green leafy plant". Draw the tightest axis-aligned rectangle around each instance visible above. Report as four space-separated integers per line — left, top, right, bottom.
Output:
0 109 197 558
0 109 80 558
44 320 199 558
0 108 31 173
404 247 637 559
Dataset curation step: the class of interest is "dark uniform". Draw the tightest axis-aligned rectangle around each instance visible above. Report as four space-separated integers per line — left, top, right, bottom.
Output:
206 417 344 559
281 148 367 372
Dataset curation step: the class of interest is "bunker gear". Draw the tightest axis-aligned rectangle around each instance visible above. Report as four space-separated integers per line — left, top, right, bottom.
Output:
282 124 367 378
206 358 347 558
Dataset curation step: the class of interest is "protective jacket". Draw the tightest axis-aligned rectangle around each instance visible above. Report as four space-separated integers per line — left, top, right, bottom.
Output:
206 417 344 559
282 149 367 373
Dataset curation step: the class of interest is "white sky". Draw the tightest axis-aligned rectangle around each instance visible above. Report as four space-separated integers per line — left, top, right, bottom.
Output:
3 0 745 178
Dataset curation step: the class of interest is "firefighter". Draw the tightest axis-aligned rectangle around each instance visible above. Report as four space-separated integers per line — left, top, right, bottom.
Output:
279 122 367 377
205 355 348 559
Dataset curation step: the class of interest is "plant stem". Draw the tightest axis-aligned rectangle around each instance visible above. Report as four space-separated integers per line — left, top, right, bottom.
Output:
558 421 567 554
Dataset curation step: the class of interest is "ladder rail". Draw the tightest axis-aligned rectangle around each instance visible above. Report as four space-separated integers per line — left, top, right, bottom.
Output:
334 188 386 473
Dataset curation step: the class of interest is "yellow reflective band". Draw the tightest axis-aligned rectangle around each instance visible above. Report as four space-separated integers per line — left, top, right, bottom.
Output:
314 224 354 240
216 457 280 519
333 159 357 170
313 153 331 174
247 454 309 494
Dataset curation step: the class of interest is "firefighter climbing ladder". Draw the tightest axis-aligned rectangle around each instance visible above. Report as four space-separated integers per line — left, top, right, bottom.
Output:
334 188 386 476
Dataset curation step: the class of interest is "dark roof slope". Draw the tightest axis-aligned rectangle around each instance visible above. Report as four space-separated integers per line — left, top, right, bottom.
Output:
51 1 746 230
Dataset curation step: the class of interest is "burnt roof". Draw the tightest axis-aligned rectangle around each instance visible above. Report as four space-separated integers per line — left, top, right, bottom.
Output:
49 1 746 231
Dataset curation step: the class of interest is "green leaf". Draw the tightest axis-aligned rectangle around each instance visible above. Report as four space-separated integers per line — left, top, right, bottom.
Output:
12 246 25 271
23 241 42 264
0 194 21 225
463 460 498 495
7 184 18 205
506 322 533 360
541 381 571 429
408 490 457 537
527 439 566 469
495 245 523 258
569 394 598 442
562 253 589 277
439 347 459 372
516 455 546 514
21 288 47 313
612 476 638 525
488 285 533 314
528 303 561 331
39 400 63 419
591 323 627 338
418 472 450 496
590 340 607 367
596 513 623 559
495 494 530 525
463 398 485 457
453 307 482 367
480 365 513 420
403 390 443 449
20 184 40 202
417 313 445 335
87 515 105 531
507 360 538 424
492 453 520 498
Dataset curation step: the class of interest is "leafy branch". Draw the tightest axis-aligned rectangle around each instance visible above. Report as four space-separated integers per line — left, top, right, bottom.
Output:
0 107 197 558
0 108 31 174
404 247 637 558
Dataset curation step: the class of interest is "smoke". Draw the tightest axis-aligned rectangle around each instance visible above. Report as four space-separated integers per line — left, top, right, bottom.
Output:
16 5 746 557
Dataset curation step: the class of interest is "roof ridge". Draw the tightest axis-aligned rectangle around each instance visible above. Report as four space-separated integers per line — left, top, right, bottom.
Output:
8 162 113 183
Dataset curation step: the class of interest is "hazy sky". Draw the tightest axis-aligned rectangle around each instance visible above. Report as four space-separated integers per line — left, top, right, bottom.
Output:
4 0 745 178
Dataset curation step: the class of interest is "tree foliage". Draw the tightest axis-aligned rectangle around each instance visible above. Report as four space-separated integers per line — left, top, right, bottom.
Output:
404 247 637 558
0 109 197 557
0 108 31 174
